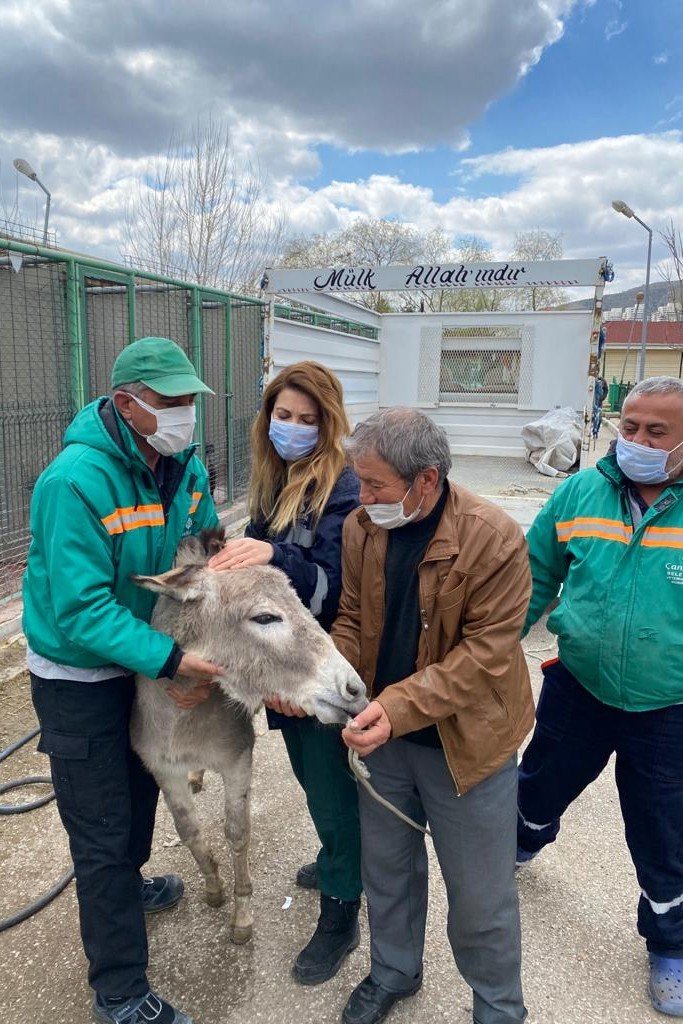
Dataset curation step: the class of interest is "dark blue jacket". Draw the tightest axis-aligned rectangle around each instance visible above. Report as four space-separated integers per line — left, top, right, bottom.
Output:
246 466 360 728
246 466 360 632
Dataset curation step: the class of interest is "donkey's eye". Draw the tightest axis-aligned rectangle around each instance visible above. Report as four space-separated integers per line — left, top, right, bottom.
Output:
250 613 283 626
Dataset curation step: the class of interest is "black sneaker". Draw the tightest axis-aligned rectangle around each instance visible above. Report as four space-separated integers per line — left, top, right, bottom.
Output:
296 862 319 889
342 974 422 1024
293 894 360 985
141 874 184 914
92 990 193 1024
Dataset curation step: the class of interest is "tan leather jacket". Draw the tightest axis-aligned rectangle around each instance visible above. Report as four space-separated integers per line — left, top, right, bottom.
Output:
332 482 535 795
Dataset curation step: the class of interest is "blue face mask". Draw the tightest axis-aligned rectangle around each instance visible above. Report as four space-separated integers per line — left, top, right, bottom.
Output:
269 417 319 461
616 433 683 485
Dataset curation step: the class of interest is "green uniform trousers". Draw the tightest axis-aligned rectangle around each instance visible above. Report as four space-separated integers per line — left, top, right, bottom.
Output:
281 717 362 902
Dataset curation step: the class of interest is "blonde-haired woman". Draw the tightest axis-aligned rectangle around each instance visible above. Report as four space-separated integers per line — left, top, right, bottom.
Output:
210 361 362 985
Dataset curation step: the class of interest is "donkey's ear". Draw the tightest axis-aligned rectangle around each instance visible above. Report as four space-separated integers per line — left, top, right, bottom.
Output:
199 527 226 558
130 565 206 602
175 527 225 567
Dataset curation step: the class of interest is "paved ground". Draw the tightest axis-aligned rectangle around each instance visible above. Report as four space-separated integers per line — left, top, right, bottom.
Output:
2 425 655 1024
0 615 661 1024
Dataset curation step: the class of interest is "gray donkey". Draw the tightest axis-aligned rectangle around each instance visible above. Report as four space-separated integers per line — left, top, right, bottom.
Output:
130 529 367 944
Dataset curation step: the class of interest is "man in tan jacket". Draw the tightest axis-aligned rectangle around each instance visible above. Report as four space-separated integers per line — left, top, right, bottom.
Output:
334 408 533 1024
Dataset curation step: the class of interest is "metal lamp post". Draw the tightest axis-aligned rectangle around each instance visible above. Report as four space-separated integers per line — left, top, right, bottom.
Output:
611 199 652 382
13 158 52 244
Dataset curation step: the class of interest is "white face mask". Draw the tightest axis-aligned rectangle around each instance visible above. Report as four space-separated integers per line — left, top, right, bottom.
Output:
616 433 683 485
129 395 196 456
364 483 423 530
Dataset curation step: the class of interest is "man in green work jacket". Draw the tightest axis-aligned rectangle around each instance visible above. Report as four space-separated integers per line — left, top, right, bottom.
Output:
23 337 221 1024
517 376 683 1018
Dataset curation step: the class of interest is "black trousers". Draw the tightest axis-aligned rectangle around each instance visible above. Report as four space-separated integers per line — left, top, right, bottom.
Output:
518 659 683 956
31 673 159 998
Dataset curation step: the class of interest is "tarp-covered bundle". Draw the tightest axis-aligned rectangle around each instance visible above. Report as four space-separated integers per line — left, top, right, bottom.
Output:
522 407 582 478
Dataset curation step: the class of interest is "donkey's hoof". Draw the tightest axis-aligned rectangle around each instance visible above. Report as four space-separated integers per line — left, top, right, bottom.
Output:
205 885 226 908
230 922 253 945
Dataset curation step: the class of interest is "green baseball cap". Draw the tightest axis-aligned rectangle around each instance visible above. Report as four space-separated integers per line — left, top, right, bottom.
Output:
111 337 213 396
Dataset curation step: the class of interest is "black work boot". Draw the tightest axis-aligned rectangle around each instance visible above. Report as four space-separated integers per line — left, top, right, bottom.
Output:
296 862 319 889
293 894 361 985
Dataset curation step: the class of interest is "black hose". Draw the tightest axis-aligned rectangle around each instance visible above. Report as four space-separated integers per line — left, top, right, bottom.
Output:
0 775 55 813
0 869 74 933
0 726 40 764
0 727 74 931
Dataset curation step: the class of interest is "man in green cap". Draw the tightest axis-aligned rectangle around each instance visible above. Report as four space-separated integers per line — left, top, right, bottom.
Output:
23 337 221 1024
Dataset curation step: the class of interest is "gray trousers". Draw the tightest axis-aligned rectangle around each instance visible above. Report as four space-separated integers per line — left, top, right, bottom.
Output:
359 740 526 1024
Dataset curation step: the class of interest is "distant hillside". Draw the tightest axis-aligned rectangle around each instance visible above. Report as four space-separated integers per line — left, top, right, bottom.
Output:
559 280 672 314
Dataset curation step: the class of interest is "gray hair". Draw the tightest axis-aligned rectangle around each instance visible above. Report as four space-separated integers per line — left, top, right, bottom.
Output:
622 376 683 410
345 408 452 484
111 381 146 397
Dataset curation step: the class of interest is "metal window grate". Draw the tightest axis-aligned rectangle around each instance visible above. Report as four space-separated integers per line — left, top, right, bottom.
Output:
440 348 521 400
440 326 523 404
442 326 522 340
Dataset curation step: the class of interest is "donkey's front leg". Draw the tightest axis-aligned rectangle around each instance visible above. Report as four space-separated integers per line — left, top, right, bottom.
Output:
159 768 226 908
220 744 254 944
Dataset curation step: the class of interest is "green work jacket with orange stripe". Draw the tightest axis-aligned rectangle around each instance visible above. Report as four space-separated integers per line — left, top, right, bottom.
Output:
525 450 683 711
22 398 218 678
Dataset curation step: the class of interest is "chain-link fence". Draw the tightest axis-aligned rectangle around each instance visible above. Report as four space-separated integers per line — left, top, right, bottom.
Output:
0 255 74 599
0 238 264 601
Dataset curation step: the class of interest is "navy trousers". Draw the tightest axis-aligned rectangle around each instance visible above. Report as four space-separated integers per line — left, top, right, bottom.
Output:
31 673 159 998
518 659 683 956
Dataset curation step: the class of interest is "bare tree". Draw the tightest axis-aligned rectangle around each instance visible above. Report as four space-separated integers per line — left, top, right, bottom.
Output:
658 219 683 320
397 232 505 313
280 231 351 270
124 118 287 293
281 222 515 313
509 229 566 310
280 217 421 310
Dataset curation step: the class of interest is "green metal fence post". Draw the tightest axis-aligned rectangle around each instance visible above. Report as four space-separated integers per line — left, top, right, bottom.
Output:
127 272 136 342
225 301 234 504
189 286 205 460
66 259 88 408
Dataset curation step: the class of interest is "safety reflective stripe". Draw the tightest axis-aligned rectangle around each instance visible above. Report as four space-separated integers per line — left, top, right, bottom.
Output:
556 517 633 544
642 526 683 550
641 888 683 916
517 808 554 832
189 491 203 515
101 504 165 536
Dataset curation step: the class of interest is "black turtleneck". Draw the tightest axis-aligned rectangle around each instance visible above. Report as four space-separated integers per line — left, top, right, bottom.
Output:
374 483 449 748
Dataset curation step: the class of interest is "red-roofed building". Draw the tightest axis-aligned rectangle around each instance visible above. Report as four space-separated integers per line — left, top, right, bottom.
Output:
602 320 683 382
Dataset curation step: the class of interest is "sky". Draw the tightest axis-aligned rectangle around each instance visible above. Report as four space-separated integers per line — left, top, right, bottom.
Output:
0 0 682 295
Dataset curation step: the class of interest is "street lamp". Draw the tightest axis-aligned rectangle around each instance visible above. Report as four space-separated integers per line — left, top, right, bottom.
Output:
13 158 52 244
611 199 652 382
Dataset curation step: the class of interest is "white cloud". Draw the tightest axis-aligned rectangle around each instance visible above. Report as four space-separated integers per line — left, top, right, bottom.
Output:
0 0 584 155
282 133 683 294
654 53 669 65
605 19 628 40
4 128 681 297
